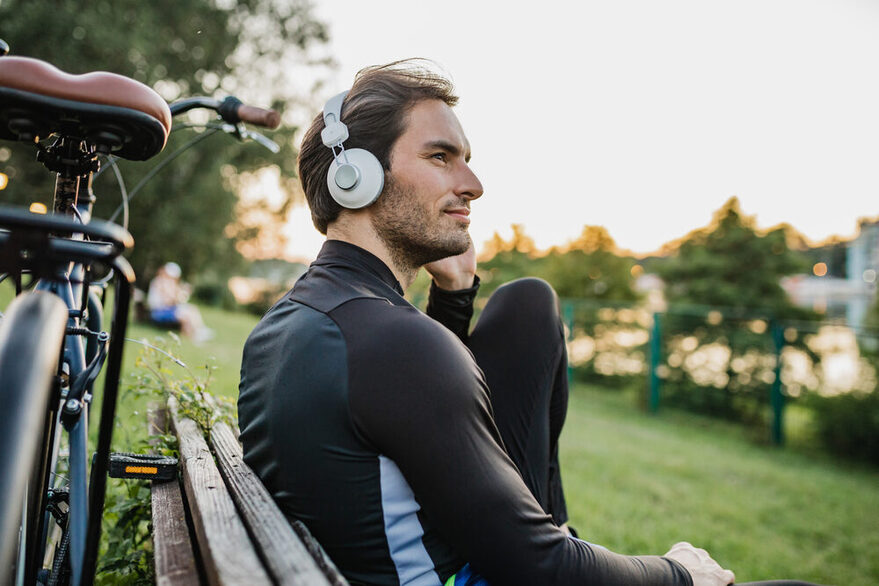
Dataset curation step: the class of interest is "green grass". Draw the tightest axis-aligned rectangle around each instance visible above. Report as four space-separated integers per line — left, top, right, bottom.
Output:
98 303 879 585
106 304 260 447
121 304 260 396
560 387 879 585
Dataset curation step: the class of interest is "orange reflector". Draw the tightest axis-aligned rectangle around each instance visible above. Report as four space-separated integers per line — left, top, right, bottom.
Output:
29 202 48 214
125 466 159 475
0 173 8 190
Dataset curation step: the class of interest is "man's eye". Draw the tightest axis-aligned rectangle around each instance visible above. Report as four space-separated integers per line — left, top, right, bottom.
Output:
431 152 447 162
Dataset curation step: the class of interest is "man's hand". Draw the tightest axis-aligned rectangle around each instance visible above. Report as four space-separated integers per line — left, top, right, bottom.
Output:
664 542 735 586
423 238 476 291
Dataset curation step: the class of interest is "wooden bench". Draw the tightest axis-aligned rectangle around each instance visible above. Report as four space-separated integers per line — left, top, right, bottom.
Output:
148 400 349 586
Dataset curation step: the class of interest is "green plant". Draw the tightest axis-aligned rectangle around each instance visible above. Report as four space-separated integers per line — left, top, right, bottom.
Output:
96 479 154 585
96 335 232 583
126 334 236 435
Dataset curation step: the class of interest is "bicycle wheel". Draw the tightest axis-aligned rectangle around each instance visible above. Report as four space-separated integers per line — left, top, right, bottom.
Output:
0 292 68 586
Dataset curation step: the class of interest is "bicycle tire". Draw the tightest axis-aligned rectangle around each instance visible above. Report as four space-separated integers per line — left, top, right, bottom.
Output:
0 292 68 586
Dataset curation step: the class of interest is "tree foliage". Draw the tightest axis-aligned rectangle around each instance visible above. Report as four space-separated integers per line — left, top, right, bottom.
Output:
0 0 331 283
543 226 639 302
658 197 810 316
654 197 817 422
476 225 541 299
476 224 639 303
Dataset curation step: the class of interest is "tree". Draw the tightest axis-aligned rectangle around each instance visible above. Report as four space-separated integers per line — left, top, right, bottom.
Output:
476 224 542 299
539 226 642 385
543 226 639 302
0 0 331 283
658 198 811 314
655 197 816 422
474 224 640 307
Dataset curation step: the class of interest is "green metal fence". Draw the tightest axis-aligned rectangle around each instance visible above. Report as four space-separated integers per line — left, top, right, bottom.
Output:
561 298 879 446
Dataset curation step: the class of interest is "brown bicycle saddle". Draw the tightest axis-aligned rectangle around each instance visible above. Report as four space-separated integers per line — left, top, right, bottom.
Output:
0 56 172 160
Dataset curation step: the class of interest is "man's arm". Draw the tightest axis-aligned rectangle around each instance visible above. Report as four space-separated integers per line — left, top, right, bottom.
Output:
424 276 479 341
345 310 696 586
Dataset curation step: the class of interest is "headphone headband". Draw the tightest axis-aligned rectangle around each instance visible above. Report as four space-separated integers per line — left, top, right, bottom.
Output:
321 90 349 147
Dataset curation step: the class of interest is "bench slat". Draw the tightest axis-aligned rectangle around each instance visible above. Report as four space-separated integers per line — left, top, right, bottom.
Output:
169 398 272 586
210 420 347 586
289 520 350 586
151 480 201 586
149 406 201 586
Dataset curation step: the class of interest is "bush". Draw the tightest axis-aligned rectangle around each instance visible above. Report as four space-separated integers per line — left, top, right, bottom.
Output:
193 280 239 311
810 391 879 465
571 366 640 390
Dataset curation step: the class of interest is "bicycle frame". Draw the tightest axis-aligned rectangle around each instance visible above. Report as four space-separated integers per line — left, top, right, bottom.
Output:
4 143 135 586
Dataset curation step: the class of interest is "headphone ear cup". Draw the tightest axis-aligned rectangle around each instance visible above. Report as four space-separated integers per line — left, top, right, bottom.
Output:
326 148 384 209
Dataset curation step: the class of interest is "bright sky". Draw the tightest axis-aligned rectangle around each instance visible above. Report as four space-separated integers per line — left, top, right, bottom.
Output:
283 0 879 261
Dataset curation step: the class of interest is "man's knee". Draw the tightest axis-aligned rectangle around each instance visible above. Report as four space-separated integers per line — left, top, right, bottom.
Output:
479 277 564 345
489 277 560 320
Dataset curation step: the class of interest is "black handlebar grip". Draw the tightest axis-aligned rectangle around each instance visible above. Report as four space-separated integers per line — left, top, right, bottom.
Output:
218 96 280 129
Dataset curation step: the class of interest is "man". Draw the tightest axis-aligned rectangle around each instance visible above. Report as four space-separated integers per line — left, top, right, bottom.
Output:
238 60 733 585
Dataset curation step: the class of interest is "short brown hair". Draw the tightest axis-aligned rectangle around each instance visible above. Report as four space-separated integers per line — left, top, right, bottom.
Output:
298 59 458 234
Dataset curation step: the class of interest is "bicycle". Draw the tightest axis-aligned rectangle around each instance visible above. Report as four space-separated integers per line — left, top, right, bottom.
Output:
0 41 280 586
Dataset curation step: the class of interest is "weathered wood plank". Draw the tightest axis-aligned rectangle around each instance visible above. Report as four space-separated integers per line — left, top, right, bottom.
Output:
151 481 201 586
210 420 346 586
149 406 201 586
289 520 349 586
168 398 272 586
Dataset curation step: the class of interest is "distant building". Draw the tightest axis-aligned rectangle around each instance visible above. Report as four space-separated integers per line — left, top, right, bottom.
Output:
846 219 879 326
781 219 879 327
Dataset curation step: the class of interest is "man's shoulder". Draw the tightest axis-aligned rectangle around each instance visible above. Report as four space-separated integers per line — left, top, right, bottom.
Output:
286 263 395 315
330 296 477 397
330 293 453 345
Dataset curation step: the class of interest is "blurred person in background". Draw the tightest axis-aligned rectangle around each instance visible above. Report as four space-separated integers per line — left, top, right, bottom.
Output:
147 261 213 342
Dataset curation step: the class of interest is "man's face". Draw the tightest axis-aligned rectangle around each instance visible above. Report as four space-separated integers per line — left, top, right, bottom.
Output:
370 99 484 269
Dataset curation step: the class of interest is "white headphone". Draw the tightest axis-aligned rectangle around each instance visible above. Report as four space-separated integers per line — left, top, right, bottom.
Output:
321 91 384 209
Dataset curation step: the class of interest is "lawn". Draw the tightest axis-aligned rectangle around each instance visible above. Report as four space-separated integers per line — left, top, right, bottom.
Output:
560 387 879 585
111 303 877 585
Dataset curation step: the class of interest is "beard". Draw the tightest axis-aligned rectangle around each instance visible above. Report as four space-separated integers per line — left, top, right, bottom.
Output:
370 174 471 271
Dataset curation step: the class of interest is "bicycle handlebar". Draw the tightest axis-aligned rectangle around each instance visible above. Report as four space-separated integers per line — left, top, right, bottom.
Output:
170 96 280 129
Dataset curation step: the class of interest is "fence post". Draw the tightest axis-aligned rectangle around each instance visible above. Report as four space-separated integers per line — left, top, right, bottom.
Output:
563 301 574 386
648 312 662 413
770 320 785 446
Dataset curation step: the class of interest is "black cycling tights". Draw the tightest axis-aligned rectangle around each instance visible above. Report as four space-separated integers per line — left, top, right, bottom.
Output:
468 278 570 525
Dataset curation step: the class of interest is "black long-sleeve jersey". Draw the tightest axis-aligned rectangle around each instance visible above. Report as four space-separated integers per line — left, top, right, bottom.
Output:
238 240 692 586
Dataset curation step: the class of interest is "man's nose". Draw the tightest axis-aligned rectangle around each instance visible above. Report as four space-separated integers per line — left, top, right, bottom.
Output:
457 165 484 201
